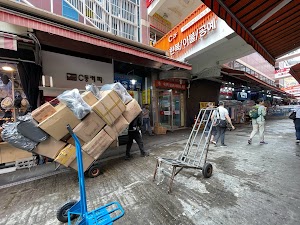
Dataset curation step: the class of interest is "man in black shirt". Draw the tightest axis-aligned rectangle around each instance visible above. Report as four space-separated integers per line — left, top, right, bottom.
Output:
125 114 149 160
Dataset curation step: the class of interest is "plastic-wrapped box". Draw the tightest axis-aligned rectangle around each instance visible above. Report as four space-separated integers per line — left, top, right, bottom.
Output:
58 89 91 120
1 122 38 151
86 83 101 99
100 82 132 104
17 114 49 143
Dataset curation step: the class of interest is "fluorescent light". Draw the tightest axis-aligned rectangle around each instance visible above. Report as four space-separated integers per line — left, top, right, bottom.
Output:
251 0 292 30
130 79 136 85
2 66 14 71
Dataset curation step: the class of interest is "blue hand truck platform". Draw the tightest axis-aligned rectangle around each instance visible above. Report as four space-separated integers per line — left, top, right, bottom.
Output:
56 125 125 225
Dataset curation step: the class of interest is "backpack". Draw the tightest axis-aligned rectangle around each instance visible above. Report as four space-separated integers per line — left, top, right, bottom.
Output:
249 106 259 119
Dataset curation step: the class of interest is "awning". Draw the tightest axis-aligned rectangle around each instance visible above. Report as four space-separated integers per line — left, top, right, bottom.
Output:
202 0 300 66
0 32 17 51
221 68 288 95
290 63 300 83
0 2 191 70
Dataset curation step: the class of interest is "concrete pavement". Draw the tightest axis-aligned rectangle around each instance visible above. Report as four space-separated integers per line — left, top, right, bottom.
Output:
0 119 299 225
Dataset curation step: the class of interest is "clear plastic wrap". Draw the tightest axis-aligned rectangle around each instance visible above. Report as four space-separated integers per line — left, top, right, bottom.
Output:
1 122 38 151
100 82 133 104
58 89 91 119
86 83 101 99
17 114 49 142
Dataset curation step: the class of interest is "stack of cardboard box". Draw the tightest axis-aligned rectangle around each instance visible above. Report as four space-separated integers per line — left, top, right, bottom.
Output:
31 89 142 172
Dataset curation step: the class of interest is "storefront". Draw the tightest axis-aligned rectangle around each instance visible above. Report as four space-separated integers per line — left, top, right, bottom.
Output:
154 80 186 130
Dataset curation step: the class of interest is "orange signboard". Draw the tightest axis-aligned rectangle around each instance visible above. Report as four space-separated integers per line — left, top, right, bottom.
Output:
154 4 217 59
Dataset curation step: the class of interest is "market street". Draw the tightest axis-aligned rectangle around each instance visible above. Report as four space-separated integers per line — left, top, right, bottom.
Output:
0 118 299 225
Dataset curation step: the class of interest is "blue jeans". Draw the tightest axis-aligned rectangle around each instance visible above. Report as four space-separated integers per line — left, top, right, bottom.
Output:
143 118 152 134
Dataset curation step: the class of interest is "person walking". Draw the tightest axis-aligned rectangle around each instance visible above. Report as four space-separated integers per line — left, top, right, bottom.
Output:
211 101 235 147
204 102 217 143
248 98 267 145
142 104 154 136
292 107 300 144
125 114 149 160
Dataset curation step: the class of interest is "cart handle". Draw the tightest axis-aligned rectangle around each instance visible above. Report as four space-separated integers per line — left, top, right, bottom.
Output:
66 124 74 136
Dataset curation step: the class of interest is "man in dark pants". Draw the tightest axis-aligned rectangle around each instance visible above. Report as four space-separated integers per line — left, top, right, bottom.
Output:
125 114 149 160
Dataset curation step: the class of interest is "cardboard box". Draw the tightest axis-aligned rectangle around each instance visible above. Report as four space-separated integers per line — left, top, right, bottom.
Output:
81 91 98 106
69 151 95 172
55 144 76 167
82 129 113 159
104 115 129 140
32 102 57 123
104 125 117 140
154 126 167 135
73 111 106 143
123 99 142 124
0 142 33 164
92 90 125 126
33 137 67 159
39 105 81 141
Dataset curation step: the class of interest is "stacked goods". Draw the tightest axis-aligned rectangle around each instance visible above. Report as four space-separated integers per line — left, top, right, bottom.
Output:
154 123 167 135
1 82 142 172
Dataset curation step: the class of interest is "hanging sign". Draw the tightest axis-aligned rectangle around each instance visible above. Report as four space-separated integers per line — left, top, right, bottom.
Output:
154 5 217 59
274 68 291 79
146 0 154 8
155 80 186 90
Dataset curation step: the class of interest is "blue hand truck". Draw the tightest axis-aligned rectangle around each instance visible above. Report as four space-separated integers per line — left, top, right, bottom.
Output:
56 125 125 224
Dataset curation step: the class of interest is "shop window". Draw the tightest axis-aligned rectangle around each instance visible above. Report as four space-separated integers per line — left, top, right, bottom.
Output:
62 0 79 22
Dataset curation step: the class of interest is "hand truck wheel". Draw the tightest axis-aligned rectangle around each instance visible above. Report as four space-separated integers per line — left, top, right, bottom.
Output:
87 164 102 178
202 163 213 178
56 200 78 223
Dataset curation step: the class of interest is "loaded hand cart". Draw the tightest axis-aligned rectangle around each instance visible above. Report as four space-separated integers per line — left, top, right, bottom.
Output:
153 108 216 193
56 125 125 224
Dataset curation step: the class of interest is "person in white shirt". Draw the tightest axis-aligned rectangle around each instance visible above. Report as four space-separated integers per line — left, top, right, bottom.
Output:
211 101 235 147
248 98 267 145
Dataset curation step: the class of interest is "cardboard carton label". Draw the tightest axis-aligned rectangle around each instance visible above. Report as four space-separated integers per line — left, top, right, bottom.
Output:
32 102 57 123
55 144 76 167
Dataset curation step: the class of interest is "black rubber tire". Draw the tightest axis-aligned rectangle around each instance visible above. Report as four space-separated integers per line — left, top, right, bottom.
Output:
87 165 102 178
202 163 213 178
56 200 78 223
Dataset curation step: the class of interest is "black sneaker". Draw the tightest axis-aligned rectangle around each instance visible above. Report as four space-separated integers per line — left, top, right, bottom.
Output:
260 141 268 145
248 139 252 145
296 140 300 145
220 144 227 147
125 155 131 160
141 152 150 157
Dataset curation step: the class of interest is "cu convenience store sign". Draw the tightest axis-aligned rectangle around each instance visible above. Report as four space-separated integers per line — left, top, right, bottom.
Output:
154 5 217 59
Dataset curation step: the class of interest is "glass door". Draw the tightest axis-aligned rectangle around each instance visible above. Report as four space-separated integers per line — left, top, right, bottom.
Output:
172 92 181 128
158 90 172 129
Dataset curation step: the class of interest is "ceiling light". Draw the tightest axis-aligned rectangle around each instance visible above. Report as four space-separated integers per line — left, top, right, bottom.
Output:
2 66 14 71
